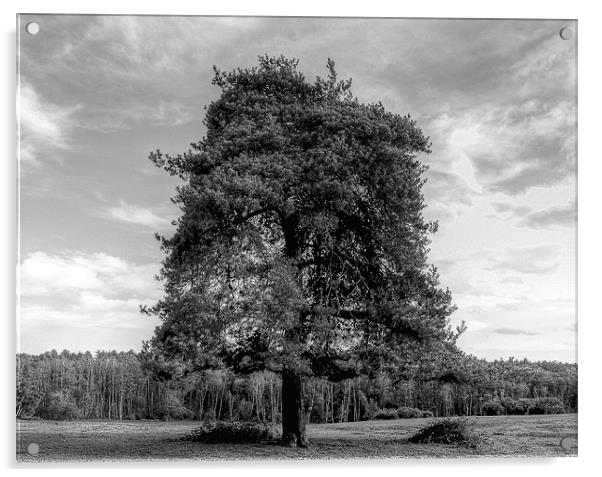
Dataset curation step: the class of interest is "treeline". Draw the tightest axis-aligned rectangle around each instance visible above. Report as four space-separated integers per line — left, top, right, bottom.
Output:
16 350 577 422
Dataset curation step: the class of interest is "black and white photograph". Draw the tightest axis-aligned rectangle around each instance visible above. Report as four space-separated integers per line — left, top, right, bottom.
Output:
15 13 578 462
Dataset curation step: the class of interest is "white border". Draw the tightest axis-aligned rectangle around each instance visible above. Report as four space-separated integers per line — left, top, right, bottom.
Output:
3 1 601 476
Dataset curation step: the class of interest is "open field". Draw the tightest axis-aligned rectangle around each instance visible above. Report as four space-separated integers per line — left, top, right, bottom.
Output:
16 414 577 462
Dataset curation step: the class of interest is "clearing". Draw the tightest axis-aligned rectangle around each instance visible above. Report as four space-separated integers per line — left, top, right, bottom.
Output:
16 414 577 462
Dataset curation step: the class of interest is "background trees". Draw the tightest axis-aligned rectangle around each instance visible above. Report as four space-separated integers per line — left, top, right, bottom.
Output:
145 55 459 446
16 350 577 421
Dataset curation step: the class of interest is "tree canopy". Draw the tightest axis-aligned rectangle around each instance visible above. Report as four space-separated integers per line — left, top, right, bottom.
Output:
145 55 459 445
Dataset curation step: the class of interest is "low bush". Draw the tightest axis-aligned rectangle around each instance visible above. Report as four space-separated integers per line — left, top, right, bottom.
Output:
500 398 525 415
397 406 424 419
41 392 80 420
183 420 280 444
408 418 489 448
482 400 504 416
481 397 566 416
372 408 400 420
529 397 566 415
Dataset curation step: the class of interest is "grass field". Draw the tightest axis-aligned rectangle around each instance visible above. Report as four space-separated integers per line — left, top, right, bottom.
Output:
16 414 577 462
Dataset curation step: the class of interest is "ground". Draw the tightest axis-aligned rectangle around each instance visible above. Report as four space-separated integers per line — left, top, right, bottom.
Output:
16 414 577 462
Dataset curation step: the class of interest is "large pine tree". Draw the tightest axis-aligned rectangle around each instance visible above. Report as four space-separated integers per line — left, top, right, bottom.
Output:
145 55 457 446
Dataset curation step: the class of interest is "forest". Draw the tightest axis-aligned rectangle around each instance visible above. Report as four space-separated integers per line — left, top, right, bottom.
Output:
16 350 577 422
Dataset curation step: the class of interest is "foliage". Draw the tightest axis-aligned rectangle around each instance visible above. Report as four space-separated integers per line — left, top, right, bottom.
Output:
483 397 566 416
372 406 430 419
42 391 81 420
182 420 280 444
408 418 488 448
372 408 400 420
16 351 577 421
500 398 528 415
482 400 505 416
397 406 425 418
144 55 458 382
528 397 566 415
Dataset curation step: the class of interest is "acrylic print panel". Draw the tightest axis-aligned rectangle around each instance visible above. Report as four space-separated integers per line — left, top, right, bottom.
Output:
16 15 577 461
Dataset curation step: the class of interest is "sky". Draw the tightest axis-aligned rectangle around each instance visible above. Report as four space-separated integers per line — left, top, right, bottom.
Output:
17 15 577 362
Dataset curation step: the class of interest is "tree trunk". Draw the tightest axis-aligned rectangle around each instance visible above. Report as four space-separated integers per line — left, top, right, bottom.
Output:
281 368 308 447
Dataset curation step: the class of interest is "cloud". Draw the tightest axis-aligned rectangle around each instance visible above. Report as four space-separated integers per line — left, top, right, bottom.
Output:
422 168 478 226
454 295 575 361
20 251 160 298
82 101 196 132
487 245 559 275
491 202 532 216
18 80 79 167
500 276 524 284
424 169 475 206
20 301 144 330
491 200 576 229
19 16 267 135
102 200 172 229
421 27 576 196
18 251 163 351
521 201 576 228
493 328 540 336
438 99 575 196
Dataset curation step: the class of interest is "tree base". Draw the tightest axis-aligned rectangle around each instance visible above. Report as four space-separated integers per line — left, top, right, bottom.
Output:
281 434 309 448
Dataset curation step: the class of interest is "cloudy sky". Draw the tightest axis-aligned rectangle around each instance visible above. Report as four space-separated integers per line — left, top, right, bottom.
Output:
17 15 576 362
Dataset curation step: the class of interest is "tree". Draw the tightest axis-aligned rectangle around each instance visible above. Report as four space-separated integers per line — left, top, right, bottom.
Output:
144 55 458 447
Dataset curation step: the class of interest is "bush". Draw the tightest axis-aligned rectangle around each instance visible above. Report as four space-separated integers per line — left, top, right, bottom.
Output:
529 397 566 415
482 400 504 416
42 392 80 420
236 399 254 421
482 397 566 416
408 418 488 448
397 406 424 418
372 408 399 420
500 398 522 415
421 410 435 418
183 421 280 444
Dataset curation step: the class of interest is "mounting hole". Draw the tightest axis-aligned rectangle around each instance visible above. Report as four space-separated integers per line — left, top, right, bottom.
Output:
26 22 40 35
559 27 573 40
27 442 40 455
560 436 577 451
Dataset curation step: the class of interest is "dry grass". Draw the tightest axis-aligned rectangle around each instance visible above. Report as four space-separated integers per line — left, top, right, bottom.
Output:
16 414 577 462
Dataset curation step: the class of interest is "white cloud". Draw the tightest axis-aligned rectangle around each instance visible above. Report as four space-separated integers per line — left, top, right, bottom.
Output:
83 101 196 132
18 80 79 167
20 251 160 298
103 200 172 229
454 296 575 362
18 251 163 352
429 99 575 195
20 251 103 294
487 245 560 275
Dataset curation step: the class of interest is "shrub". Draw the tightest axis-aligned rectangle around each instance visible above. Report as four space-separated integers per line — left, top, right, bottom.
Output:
183 421 280 444
482 400 504 416
397 406 424 418
500 398 521 415
529 397 566 415
42 391 80 420
421 410 435 418
237 399 254 421
517 398 535 414
408 418 488 448
365 399 381 420
372 408 399 420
